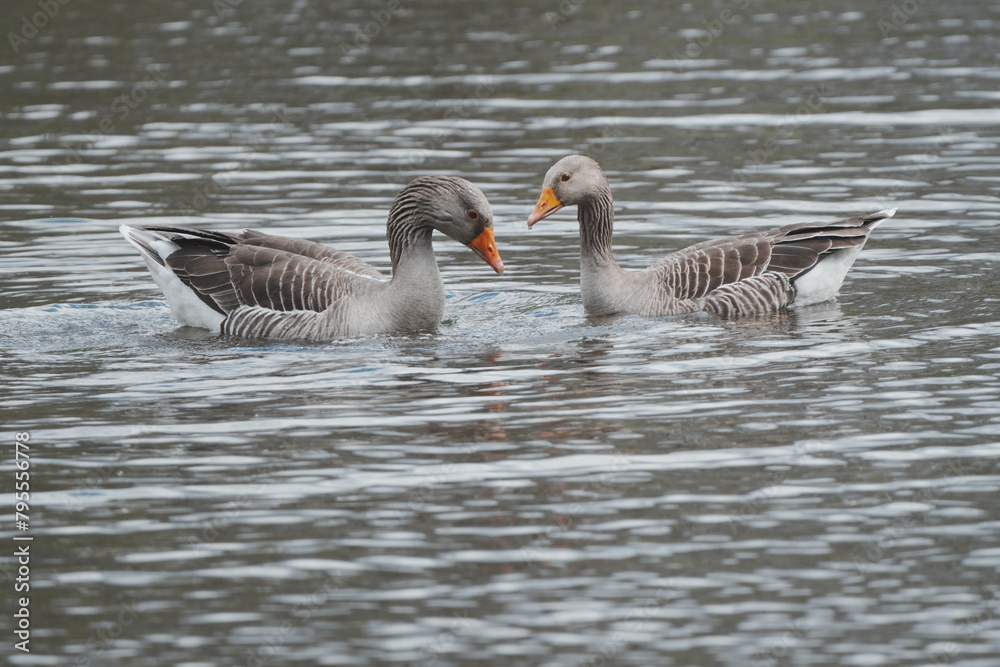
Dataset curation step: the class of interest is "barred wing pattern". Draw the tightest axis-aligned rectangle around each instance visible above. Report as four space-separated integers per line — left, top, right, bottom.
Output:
648 211 890 316
219 304 348 340
702 273 793 316
145 226 386 318
648 233 776 301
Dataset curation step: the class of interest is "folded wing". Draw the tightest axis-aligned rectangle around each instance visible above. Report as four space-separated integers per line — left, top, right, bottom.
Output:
140 226 385 316
650 210 892 305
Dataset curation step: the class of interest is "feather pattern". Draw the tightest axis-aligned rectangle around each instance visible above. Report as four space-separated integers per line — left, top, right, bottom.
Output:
527 155 893 317
121 176 504 341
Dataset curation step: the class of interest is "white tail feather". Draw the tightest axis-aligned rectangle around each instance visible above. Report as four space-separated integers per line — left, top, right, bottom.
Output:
791 208 894 307
119 225 225 330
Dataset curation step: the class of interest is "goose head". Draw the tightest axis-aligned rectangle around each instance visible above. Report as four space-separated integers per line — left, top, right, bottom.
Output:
526 155 609 227
400 175 505 274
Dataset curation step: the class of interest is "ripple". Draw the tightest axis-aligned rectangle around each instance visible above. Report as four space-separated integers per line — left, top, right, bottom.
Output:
4 2 1000 664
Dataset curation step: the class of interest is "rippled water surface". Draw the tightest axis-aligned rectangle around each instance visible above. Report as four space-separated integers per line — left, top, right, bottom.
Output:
3 0 1000 665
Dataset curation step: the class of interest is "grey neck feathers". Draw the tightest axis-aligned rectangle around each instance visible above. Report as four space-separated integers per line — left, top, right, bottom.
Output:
386 196 436 272
577 186 617 266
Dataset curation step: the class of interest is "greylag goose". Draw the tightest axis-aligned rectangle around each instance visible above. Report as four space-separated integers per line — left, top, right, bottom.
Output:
527 155 893 317
121 175 504 341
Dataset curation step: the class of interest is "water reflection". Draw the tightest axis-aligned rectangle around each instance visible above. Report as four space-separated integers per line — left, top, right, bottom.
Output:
3 0 1000 665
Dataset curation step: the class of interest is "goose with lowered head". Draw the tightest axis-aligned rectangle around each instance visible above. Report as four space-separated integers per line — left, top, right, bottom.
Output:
527 155 892 317
121 175 504 341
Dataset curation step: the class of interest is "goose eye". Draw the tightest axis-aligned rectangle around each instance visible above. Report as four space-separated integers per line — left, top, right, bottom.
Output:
560 172 571 182
467 209 480 222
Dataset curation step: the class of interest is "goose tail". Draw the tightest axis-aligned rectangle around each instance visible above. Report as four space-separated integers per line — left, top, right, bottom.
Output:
861 208 896 227
119 225 226 330
791 209 894 307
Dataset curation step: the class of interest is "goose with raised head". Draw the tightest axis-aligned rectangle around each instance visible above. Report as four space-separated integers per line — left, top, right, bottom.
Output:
121 175 504 341
527 155 893 317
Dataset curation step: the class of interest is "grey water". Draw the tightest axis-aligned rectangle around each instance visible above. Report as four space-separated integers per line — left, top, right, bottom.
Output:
2 0 1000 665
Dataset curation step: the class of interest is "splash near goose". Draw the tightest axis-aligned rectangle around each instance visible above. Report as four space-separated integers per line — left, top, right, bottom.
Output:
121 175 504 341
527 155 893 318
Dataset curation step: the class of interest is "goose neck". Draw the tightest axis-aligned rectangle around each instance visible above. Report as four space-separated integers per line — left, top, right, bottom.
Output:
387 208 435 273
577 188 617 266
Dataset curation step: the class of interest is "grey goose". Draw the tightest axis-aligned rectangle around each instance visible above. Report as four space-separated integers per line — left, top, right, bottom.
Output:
527 155 893 317
121 175 504 341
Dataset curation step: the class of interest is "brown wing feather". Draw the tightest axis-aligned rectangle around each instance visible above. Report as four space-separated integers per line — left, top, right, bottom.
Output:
651 233 774 300
225 244 361 313
651 211 887 301
767 239 831 276
767 214 884 279
238 230 384 281
166 246 241 313
148 225 385 316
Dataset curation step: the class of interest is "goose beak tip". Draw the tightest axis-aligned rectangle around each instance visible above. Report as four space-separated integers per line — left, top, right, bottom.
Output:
468 227 505 275
526 187 564 227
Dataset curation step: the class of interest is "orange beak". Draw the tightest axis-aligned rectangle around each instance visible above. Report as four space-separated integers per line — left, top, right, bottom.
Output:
467 226 504 274
526 186 564 228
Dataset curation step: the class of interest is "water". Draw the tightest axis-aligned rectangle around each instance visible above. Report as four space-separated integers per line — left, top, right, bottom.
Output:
2 0 1000 665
